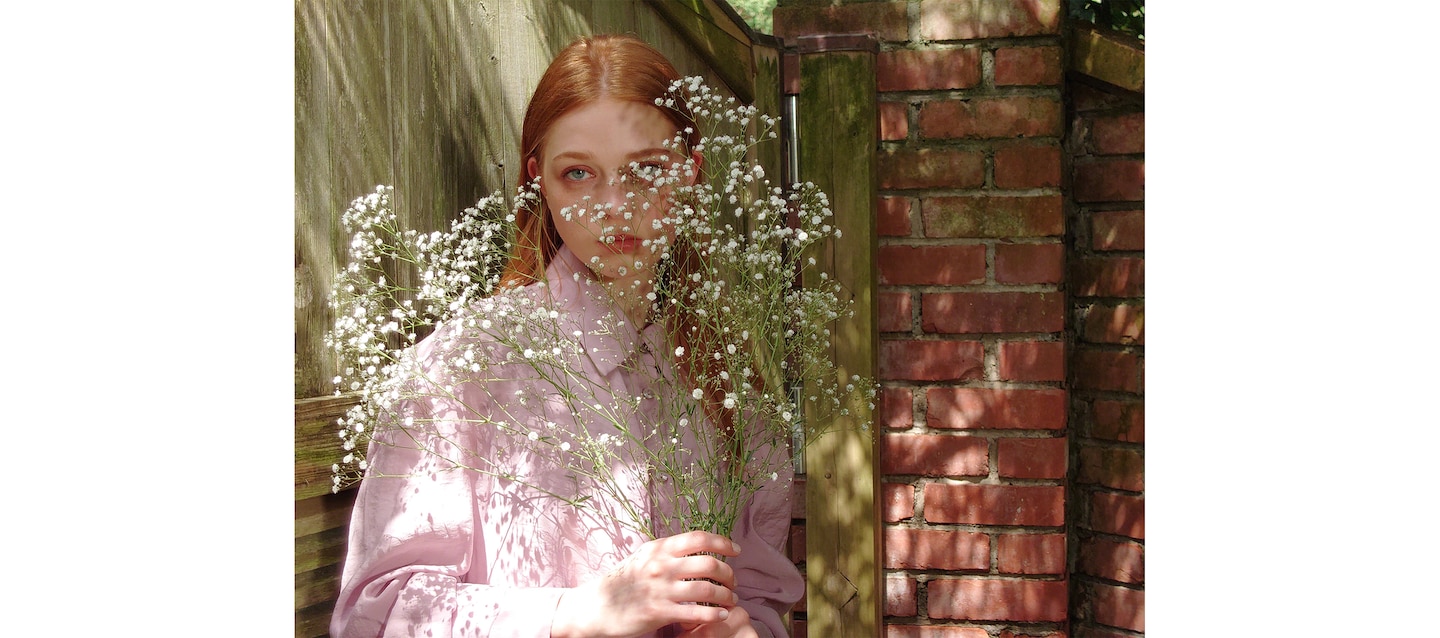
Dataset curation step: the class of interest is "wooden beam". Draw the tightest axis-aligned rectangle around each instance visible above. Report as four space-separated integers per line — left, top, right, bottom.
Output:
295 394 360 501
794 40 881 638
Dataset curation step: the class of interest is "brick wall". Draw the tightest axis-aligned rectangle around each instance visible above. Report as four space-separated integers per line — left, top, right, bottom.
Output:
778 1 1072 635
1066 61 1145 638
775 2 1145 636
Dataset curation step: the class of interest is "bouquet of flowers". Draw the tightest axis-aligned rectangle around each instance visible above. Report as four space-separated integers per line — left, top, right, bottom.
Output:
325 77 875 540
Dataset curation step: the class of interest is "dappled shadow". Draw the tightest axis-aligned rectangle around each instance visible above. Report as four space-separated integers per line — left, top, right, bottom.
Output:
917 0 1062 40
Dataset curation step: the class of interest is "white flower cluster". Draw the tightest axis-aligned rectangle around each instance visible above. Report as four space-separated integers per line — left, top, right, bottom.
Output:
324 77 878 539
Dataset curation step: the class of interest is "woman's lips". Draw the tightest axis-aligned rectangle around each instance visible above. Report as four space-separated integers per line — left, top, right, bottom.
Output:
603 235 643 254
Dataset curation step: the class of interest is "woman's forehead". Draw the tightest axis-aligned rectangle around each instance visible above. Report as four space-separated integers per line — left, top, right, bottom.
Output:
542 99 680 161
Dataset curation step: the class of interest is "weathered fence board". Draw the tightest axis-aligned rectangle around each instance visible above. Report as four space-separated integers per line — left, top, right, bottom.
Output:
795 37 881 638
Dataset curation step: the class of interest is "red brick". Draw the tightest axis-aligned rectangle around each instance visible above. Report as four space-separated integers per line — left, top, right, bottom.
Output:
1074 159 1144 202
927 387 1067 430
997 340 1065 382
881 339 985 382
1074 626 1132 638
928 578 1067 621
924 483 1065 526
999 631 1066 638
922 195 1063 238
1090 112 1145 155
880 101 909 141
1082 302 1144 345
773 1 909 41
995 46 1063 86
919 97 1063 140
1072 349 1141 393
880 147 986 190
1089 492 1144 539
1079 537 1145 584
922 291 1065 333
883 527 990 570
997 533 1066 574
1071 83 1129 112
919 0 1064 39
878 196 913 236
886 626 990 638
882 482 916 522
882 433 988 476
886 575 918 617
878 48 982 92
1091 209 1144 251
994 144 1062 189
1073 256 1144 297
995 242 1064 284
1078 445 1143 492
880 244 986 285
1092 400 1143 443
880 291 913 333
879 386 914 429
1093 583 1144 632
997 436 1067 479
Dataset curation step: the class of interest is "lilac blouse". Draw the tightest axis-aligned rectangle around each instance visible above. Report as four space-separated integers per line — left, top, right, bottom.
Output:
331 245 804 638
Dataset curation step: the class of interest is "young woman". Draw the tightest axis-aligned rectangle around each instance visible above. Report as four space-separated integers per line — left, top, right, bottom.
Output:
331 34 804 638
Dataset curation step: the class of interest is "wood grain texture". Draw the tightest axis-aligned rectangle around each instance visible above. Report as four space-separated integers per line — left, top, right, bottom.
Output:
796 48 881 638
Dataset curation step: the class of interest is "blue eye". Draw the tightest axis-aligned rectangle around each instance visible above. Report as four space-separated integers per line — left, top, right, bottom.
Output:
563 168 591 181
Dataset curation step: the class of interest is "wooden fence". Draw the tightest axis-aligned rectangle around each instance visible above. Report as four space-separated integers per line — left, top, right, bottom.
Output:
294 1 877 635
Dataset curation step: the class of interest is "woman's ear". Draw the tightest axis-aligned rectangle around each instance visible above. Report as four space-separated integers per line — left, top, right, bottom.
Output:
525 156 540 183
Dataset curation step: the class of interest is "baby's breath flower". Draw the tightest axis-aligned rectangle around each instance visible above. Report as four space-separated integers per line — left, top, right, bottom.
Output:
326 77 875 537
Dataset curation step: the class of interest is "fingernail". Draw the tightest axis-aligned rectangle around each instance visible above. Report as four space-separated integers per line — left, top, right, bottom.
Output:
731 540 741 553
718 609 730 620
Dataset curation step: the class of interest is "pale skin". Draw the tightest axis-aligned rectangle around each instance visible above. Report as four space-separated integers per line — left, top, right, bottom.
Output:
526 97 700 326
530 98 758 638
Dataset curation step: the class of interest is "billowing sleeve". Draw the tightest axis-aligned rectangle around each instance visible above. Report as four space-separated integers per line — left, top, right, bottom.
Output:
330 369 566 638
728 473 805 638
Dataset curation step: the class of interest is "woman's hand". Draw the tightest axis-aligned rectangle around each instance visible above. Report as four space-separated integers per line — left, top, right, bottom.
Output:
550 530 742 638
678 604 758 638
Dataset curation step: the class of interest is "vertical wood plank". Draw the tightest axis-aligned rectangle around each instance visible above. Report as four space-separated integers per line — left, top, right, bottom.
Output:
796 47 880 638
293 0 336 399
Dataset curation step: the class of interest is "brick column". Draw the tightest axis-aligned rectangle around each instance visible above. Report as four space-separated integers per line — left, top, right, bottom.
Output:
1067 59 1145 637
778 1 1069 635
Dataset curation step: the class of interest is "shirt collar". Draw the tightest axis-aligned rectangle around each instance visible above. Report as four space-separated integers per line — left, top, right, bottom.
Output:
544 245 662 377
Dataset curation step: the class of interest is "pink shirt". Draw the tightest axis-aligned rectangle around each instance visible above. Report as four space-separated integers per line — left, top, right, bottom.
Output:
332 245 804 638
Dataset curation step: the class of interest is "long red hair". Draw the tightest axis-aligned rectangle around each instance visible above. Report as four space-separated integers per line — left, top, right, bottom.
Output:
499 34 700 288
499 34 755 456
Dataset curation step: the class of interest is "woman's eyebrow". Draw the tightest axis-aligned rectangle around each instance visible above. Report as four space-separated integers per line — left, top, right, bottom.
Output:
627 147 675 160
550 150 593 163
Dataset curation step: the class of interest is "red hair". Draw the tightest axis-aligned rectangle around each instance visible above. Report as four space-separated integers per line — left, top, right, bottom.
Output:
499 35 748 457
499 34 699 288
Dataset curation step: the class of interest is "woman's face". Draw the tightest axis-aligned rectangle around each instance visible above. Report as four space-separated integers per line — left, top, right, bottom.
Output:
527 97 692 284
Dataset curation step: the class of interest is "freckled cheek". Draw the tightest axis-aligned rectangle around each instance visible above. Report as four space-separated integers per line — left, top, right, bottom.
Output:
544 185 597 224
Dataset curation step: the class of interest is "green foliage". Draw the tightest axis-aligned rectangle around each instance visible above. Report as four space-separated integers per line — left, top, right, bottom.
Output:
1069 0 1145 40
729 0 775 35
